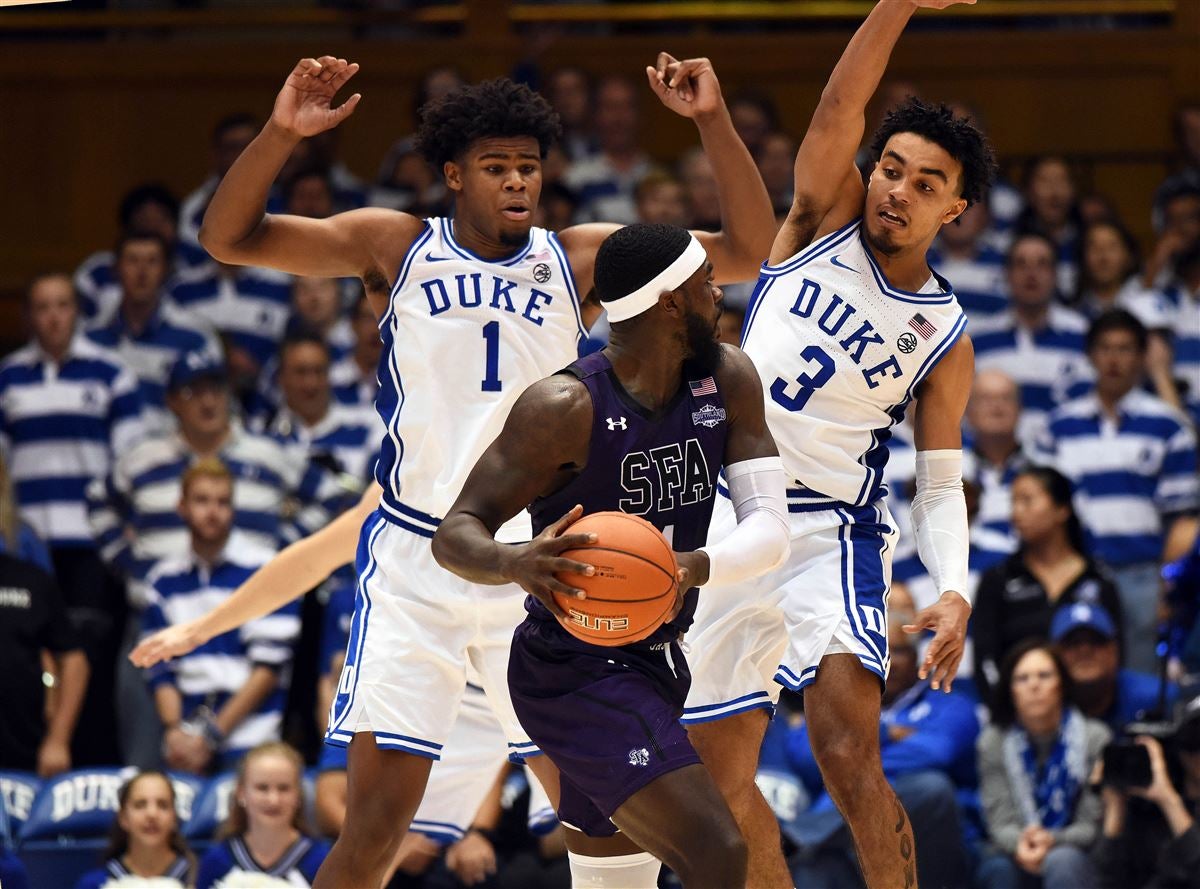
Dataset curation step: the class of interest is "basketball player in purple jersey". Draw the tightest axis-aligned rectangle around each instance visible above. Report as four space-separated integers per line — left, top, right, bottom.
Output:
433 224 790 887
681 2 994 887
199 53 774 889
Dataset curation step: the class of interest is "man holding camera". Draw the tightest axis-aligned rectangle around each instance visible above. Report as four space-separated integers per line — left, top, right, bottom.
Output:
1094 695 1200 888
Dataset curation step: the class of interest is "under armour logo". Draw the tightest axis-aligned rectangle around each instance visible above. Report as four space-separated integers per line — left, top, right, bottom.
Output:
628 748 650 767
606 417 627 431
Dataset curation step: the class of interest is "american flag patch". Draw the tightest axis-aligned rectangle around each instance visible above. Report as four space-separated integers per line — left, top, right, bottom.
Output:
689 376 717 396
908 313 937 340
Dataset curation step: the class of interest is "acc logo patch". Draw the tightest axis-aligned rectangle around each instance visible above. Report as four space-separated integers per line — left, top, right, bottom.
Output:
897 332 918 354
532 263 552 284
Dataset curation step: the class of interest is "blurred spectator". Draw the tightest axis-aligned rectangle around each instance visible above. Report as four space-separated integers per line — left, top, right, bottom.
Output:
783 586 978 889
290 276 356 365
564 76 651 224
179 113 263 251
1145 187 1200 424
1153 102 1200 224
756 131 797 218
331 292 382 409
75 183 208 324
963 370 1029 574
266 331 382 489
88 350 341 585
943 100 1023 236
1079 192 1122 227
1052 602 1176 732
634 170 690 227
1075 220 1166 326
1033 310 1199 673
1016 156 1081 294
973 232 1092 445
716 304 745 348
0 550 88 776
416 65 467 124
544 66 594 161
727 89 779 159
533 180 578 233
976 641 1108 889
86 231 222 435
928 200 1009 322
144 459 298 773
74 770 194 889
972 466 1123 705
1094 727 1200 889
370 137 447 216
169 259 292 382
1 272 146 765
197 742 330 887
285 168 337 220
0 453 51 574
679 146 721 232
302 128 369 211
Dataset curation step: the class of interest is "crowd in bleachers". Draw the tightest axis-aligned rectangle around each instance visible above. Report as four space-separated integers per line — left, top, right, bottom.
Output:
0 63 1198 888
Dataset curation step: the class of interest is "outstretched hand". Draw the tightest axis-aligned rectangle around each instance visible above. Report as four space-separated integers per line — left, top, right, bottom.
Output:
129 621 206 668
645 53 724 120
503 504 597 619
272 55 362 138
903 590 971 692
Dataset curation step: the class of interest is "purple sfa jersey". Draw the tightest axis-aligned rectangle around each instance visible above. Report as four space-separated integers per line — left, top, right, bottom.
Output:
510 350 728 837
527 350 728 641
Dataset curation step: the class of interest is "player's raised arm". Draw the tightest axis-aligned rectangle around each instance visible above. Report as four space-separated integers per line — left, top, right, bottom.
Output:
129 483 383 668
775 0 976 263
431 377 598 618
199 56 422 292
560 54 775 300
904 335 975 692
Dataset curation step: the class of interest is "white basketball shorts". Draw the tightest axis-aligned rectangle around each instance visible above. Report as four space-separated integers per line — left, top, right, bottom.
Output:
682 494 898 724
326 509 538 761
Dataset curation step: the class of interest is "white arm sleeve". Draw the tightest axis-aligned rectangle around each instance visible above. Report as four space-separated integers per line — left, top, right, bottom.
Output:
911 449 971 605
699 456 789 587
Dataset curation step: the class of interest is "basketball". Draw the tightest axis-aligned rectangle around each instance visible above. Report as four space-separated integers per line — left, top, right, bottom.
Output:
552 511 679 646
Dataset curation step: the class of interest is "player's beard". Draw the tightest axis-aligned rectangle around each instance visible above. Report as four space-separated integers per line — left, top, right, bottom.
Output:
684 309 723 374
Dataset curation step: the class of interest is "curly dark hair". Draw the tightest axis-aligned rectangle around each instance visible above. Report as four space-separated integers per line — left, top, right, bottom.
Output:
869 97 997 208
414 78 561 169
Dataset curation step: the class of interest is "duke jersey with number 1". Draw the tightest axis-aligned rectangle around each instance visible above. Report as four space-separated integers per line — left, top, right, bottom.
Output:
742 218 966 507
375 217 586 537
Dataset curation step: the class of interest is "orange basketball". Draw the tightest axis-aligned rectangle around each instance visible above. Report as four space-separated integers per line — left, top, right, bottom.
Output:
552 511 679 646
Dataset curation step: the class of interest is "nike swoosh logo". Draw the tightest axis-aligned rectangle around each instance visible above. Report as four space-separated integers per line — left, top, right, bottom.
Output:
830 254 857 273
424 253 453 262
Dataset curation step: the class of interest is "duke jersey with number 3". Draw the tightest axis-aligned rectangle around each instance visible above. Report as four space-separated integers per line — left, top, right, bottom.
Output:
741 218 966 508
375 218 586 535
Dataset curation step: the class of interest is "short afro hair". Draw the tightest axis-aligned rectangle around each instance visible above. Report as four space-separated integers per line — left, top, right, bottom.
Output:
414 78 561 170
869 97 997 208
595 224 693 308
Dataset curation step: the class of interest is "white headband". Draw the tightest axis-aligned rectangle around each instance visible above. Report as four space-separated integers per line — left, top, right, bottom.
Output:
602 236 708 323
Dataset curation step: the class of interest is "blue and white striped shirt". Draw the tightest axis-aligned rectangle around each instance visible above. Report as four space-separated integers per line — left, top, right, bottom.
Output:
142 533 298 757
972 305 1094 446
86 302 222 435
1162 284 1200 426
1034 389 1200 566
168 263 293 369
963 446 1030 573
925 241 1009 323
74 244 209 326
87 422 341 596
265 401 382 491
330 355 377 409
0 335 146 547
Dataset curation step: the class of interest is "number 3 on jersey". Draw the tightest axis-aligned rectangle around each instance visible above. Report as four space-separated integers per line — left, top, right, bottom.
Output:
481 320 502 392
770 344 834 412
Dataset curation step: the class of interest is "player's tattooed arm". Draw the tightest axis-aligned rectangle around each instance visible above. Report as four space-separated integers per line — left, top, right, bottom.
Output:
199 55 423 316
432 376 597 617
774 0 974 265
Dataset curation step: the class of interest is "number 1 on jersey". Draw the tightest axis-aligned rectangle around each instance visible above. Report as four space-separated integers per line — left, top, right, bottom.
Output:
770 344 834 412
481 320 502 392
